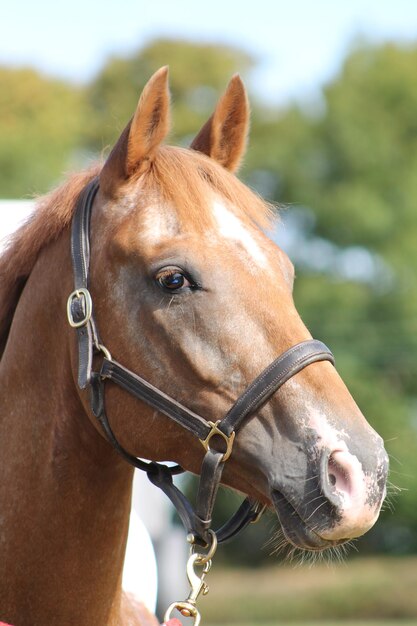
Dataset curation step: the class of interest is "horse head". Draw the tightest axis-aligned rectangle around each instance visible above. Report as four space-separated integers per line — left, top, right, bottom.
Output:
77 67 388 551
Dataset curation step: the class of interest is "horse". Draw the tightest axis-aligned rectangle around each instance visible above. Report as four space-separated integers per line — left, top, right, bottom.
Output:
0 67 388 626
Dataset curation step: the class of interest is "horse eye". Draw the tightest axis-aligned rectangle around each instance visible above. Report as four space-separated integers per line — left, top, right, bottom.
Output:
156 269 192 292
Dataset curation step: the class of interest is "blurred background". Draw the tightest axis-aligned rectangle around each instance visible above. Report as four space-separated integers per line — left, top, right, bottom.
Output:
2 1 417 624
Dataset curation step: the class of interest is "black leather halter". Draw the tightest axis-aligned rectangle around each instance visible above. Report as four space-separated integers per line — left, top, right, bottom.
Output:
67 178 335 545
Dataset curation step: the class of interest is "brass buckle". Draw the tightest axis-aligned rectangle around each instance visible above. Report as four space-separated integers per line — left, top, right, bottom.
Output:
199 420 235 462
67 288 93 328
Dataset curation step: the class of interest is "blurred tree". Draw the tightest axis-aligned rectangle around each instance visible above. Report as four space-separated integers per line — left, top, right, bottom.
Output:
0 67 86 197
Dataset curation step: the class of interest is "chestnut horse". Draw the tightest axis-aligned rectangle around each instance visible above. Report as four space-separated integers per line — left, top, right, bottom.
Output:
0 68 388 626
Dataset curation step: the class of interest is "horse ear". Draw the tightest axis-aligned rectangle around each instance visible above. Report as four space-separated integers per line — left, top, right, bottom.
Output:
190 74 249 173
100 66 170 196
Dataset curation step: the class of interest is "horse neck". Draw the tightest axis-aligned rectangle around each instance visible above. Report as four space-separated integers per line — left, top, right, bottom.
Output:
0 229 136 625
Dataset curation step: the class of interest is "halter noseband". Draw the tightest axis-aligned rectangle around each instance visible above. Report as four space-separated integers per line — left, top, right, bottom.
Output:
67 178 335 546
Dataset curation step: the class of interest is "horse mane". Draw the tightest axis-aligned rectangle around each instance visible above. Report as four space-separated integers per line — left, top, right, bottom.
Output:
0 147 274 358
0 165 100 357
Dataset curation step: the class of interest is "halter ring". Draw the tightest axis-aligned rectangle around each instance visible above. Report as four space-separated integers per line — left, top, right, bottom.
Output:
199 421 235 462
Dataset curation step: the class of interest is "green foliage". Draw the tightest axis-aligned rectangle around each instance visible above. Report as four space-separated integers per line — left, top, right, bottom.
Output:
0 67 86 197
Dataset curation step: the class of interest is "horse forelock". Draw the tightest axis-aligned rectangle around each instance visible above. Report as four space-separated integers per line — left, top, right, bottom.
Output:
141 146 275 233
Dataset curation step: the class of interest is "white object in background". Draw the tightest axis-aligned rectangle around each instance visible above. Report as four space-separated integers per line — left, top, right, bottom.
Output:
0 200 34 252
132 469 188 615
123 510 158 613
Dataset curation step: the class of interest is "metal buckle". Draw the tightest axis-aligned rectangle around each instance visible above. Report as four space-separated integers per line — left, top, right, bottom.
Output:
250 502 267 524
199 420 235 462
67 288 93 328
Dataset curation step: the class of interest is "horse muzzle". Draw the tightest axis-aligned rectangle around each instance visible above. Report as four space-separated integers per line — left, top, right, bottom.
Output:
270 442 389 551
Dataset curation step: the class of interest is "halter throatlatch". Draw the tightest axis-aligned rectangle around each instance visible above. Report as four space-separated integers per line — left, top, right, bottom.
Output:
68 178 335 622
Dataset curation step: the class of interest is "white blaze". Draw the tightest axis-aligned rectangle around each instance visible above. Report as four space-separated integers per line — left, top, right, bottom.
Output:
212 200 268 268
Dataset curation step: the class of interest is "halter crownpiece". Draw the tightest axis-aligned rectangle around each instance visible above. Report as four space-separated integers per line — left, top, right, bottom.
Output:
68 177 335 621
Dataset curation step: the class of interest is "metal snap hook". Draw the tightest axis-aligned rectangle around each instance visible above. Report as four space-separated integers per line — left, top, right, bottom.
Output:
164 601 201 626
163 542 215 626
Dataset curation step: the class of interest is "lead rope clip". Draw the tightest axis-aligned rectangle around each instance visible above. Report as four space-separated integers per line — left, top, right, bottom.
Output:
164 531 217 626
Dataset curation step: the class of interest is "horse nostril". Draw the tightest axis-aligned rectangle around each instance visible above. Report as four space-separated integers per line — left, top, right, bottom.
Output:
321 450 353 505
328 472 336 487
327 450 351 494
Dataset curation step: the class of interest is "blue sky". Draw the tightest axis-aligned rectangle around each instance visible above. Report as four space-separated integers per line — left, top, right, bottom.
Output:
2 1 417 105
